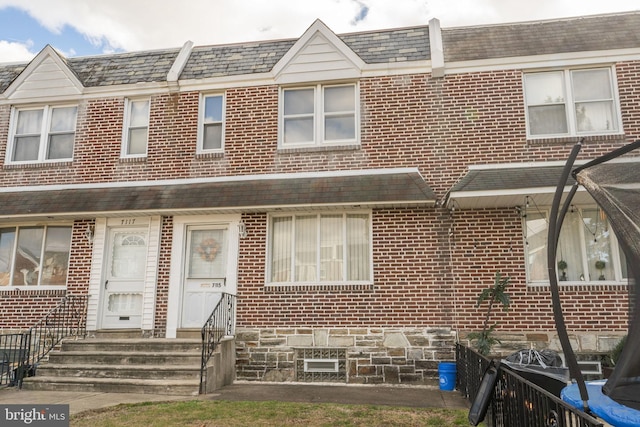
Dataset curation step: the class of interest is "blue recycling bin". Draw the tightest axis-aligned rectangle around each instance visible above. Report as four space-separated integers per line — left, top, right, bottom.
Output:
438 361 457 391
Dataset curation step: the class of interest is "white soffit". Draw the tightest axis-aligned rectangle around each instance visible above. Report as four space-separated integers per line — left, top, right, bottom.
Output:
4 45 84 100
448 186 594 209
272 19 364 84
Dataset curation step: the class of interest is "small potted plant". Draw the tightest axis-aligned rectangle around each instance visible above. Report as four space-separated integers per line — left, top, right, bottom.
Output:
595 260 606 280
557 260 568 281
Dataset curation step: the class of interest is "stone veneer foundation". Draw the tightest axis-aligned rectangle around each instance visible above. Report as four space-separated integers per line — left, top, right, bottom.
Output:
235 327 456 385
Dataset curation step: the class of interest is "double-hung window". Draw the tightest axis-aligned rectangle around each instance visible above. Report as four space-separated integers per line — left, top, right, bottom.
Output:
524 67 620 138
281 83 358 147
198 94 224 152
122 99 149 157
8 105 77 163
525 206 626 284
0 225 72 288
268 212 371 284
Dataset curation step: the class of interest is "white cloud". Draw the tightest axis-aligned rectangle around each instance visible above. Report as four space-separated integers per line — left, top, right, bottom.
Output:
0 0 638 64
0 39 34 62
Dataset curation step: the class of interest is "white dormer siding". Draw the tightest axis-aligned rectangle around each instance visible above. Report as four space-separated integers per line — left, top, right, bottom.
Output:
4 45 83 101
273 19 364 85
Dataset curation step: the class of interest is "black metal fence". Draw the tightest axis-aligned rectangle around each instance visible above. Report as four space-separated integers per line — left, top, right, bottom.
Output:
456 343 604 427
0 333 30 387
200 293 235 394
0 295 88 388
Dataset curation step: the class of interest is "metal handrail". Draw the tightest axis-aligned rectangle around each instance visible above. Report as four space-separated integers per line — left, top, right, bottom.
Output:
457 343 603 427
200 293 235 394
1 295 88 388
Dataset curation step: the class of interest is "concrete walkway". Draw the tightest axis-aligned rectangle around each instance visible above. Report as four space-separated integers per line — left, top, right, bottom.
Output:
0 382 469 416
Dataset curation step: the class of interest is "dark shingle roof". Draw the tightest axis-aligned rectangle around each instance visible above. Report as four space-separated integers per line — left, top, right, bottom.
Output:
340 26 430 63
67 49 181 87
1 12 639 90
0 170 435 218
180 40 295 80
451 165 573 193
443 12 640 62
0 63 26 93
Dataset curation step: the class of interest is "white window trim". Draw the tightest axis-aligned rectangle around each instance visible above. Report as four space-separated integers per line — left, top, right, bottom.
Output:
196 93 225 154
265 210 373 286
524 205 627 286
523 66 623 139
6 104 77 165
121 98 150 159
278 82 360 148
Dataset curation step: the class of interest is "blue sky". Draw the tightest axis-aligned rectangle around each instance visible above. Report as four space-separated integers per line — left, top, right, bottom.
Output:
0 0 638 63
0 7 116 58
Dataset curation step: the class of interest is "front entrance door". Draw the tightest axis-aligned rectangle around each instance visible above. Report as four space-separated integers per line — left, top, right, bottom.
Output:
101 227 148 329
181 225 230 328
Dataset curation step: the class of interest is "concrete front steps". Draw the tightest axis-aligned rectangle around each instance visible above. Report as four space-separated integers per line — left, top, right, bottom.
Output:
22 333 203 396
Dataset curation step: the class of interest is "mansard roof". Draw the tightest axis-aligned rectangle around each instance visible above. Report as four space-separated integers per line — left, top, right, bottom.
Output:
0 11 639 93
443 12 640 62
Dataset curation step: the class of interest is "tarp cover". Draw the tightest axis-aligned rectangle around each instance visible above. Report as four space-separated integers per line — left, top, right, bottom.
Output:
573 141 640 411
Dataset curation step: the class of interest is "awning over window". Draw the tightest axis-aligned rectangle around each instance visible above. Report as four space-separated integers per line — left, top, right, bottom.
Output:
0 168 436 221
447 163 582 209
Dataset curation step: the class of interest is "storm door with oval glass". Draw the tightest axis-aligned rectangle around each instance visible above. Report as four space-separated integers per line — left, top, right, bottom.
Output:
101 228 148 329
181 225 229 328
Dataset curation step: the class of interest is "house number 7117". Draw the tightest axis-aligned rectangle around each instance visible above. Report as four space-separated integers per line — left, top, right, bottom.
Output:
121 219 136 225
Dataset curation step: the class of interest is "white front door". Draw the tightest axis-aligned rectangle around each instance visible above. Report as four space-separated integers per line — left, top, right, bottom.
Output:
181 225 231 328
101 227 148 329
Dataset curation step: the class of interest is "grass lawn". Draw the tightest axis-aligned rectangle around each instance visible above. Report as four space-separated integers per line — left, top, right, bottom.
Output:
71 400 469 426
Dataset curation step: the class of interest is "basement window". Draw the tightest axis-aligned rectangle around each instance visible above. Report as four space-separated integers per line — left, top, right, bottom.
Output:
304 359 339 373
296 348 346 382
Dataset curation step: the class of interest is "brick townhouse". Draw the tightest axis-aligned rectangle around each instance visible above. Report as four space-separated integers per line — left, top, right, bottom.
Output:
0 12 637 386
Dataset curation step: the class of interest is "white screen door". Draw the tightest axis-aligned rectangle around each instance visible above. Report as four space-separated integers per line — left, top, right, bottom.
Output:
101 228 148 329
181 226 229 328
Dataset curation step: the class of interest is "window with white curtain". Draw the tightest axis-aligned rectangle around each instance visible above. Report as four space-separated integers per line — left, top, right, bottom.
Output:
268 212 371 284
524 67 620 138
524 206 626 284
7 105 77 163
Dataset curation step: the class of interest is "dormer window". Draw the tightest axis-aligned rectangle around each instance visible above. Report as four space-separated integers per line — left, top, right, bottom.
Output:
7 105 77 164
280 83 358 148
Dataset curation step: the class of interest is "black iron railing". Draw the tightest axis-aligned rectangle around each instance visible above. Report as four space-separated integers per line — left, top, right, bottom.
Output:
0 333 30 387
200 293 235 394
0 295 88 388
457 343 604 427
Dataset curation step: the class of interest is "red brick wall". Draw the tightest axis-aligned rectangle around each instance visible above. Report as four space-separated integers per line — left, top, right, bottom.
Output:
1 60 638 335
448 209 628 333
153 216 174 337
236 206 628 333
0 67 636 191
236 209 456 328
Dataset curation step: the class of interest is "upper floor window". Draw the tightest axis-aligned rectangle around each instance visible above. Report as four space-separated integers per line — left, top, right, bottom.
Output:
280 83 358 147
524 67 620 138
7 105 77 163
268 212 371 284
198 94 224 153
525 206 626 284
0 225 72 288
122 99 149 157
